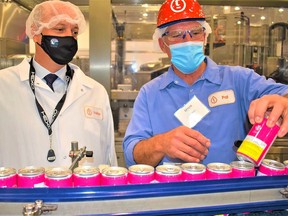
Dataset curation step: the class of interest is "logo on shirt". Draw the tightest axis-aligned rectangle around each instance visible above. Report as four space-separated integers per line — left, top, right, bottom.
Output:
84 106 103 120
208 90 236 107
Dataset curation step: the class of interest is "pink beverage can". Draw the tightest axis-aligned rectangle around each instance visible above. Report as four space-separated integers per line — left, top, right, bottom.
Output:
45 167 73 188
284 160 288 175
0 167 17 188
257 159 286 176
18 166 45 188
230 161 255 178
73 166 100 187
181 163 206 181
101 166 128 186
128 164 155 184
237 111 282 167
155 165 182 183
206 163 232 180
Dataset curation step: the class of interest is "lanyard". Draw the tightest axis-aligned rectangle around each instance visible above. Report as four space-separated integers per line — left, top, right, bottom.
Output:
28 58 74 162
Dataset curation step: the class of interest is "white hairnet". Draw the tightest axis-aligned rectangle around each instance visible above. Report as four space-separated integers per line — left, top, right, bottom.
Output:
26 0 86 38
152 21 212 51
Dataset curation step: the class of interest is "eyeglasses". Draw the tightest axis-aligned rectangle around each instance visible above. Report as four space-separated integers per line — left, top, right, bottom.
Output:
162 27 205 42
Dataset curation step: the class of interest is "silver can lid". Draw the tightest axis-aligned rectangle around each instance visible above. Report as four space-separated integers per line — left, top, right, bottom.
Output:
73 166 99 176
45 167 72 178
261 159 285 170
230 161 255 170
102 166 128 177
283 160 288 166
207 163 231 172
181 163 206 173
18 166 45 176
0 167 16 177
156 165 181 174
129 164 154 174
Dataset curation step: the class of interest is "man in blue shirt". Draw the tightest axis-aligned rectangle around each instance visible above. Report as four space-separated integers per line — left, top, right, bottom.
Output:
123 0 288 167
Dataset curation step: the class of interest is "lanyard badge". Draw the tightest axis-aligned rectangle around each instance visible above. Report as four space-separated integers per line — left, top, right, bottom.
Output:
174 95 210 128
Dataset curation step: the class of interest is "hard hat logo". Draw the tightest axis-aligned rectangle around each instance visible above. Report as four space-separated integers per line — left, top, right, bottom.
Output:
171 0 186 13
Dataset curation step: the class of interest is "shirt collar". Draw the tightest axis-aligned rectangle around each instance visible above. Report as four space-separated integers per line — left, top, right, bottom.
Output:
33 58 67 82
159 57 222 89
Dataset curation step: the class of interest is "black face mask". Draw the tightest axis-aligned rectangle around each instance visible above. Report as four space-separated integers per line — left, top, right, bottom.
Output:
38 34 78 65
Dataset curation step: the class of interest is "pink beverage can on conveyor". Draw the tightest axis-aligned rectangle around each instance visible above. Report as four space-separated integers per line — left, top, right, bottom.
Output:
237 111 282 167
181 163 206 181
73 166 101 187
284 160 288 175
45 167 73 188
257 159 286 176
18 166 45 188
101 166 128 186
230 161 255 178
128 164 155 184
155 164 182 183
0 167 17 188
206 163 232 180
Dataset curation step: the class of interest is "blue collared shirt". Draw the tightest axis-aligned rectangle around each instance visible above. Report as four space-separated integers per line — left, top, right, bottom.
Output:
123 57 288 167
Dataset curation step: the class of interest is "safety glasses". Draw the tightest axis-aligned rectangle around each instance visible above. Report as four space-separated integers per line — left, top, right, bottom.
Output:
162 27 205 42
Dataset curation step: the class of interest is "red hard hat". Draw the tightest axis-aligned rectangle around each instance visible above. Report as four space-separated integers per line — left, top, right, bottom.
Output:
157 0 205 28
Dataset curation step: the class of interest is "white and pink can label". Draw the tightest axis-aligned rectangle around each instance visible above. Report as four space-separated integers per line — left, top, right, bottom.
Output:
18 166 45 188
155 165 182 183
73 166 100 187
101 166 128 186
0 167 17 188
206 163 232 180
128 164 155 184
257 159 285 176
181 163 206 181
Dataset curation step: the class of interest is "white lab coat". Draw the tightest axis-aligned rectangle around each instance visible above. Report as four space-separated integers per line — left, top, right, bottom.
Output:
0 58 117 170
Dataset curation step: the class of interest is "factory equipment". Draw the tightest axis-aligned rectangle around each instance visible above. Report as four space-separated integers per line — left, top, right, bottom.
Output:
208 12 268 75
69 141 93 171
267 22 288 83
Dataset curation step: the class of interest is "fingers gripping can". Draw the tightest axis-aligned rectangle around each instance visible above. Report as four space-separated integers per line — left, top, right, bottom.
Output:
73 166 101 187
155 165 182 183
128 164 155 184
0 167 17 188
18 166 45 188
230 161 255 178
257 159 285 176
181 163 206 181
237 111 282 166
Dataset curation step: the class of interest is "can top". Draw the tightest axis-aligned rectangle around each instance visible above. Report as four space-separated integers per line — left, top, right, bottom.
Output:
207 163 231 172
230 161 255 170
45 167 72 178
102 166 128 177
73 166 99 176
261 159 285 170
284 160 288 166
129 164 154 174
18 166 45 176
181 163 206 173
0 167 16 177
156 165 181 174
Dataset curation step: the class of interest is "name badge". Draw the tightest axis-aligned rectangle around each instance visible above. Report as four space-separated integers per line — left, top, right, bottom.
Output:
208 90 236 107
84 106 103 120
174 96 210 128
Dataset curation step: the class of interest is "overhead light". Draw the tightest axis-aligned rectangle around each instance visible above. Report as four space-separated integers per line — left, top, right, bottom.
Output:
142 13 148 17
279 8 284 12
260 16 266 20
251 14 255 17
234 6 240 11
237 21 241 24
142 4 148 8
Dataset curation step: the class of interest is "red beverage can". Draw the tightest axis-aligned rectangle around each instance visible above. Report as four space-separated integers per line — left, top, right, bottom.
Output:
237 111 282 166
257 159 285 176
284 160 288 175
18 166 45 188
128 164 155 184
181 163 206 181
230 161 255 178
206 163 232 180
0 167 17 188
101 166 128 186
73 166 100 187
155 165 182 183
45 167 73 188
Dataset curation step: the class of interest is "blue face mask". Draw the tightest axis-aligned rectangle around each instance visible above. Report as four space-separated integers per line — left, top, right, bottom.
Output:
169 41 205 74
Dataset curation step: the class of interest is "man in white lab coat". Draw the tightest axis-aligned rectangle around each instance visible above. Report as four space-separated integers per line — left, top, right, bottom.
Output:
0 1 117 169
